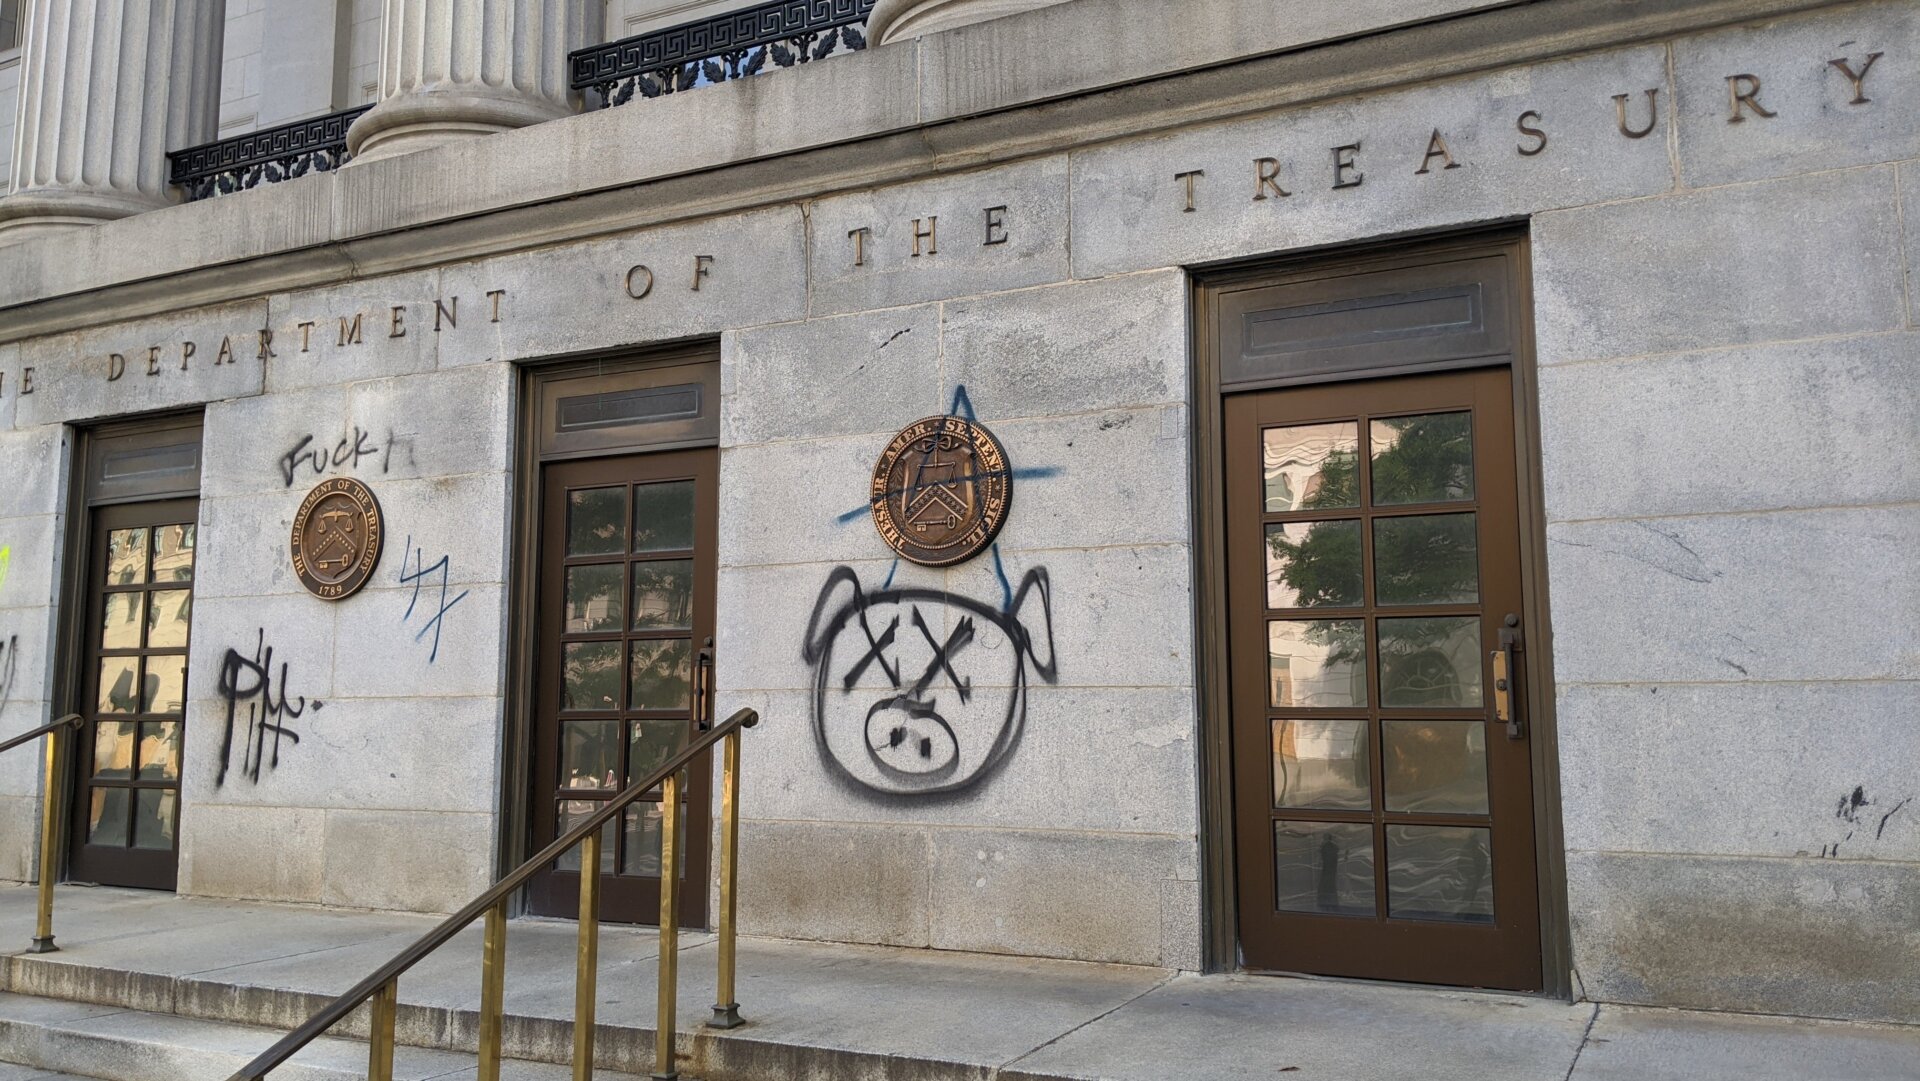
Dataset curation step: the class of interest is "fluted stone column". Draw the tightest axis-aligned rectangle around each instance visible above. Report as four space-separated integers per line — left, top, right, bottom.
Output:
866 0 1071 44
346 0 595 164
0 0 224 243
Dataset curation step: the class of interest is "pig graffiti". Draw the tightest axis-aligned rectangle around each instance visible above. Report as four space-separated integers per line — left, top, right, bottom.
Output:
803 565 1057 797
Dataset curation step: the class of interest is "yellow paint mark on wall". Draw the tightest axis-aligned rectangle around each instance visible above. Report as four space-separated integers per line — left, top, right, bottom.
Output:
0 546 10 593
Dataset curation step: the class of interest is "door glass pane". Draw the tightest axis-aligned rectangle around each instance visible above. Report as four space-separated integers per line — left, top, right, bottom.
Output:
101 593 145 650
1265 521 1361 608
633 481 696 553
152 524 195 582
562 642 622 710
1271 719 1370 810
629 719 687 786
142 655 187 714
567 487 627 555
106 528 149 585
146 589 193 648
1378 617 1483 707
629 639 692 711
1387 824 1494 923
563 565 624 633
94 722 136 779
88 788 130 846
554 801 617 874
621 801 688 877
1373 514 1479 606
1383 721 1488 813
1273 821 1374 916
132 790 178 850
1370 413 1474 505
560 720 621 791
138 722 182 781
98 657 140 713
1267 620 1366 708
1263 423 1359 511
630 560 694 630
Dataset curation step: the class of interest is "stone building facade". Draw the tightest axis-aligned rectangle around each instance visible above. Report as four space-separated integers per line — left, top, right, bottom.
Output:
0 0 1914 1028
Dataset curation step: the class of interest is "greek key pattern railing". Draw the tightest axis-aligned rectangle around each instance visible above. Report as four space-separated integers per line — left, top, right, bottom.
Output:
167 106 372 201
569 0 874 107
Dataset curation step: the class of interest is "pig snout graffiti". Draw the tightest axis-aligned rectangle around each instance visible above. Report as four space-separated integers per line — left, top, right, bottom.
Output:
803 565 1057 798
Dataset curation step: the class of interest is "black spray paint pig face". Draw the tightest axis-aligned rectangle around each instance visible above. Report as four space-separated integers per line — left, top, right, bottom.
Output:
803 566 1057 798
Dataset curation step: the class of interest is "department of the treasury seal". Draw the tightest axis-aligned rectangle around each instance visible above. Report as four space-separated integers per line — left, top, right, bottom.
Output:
871 415 1012 567
290 477 384 600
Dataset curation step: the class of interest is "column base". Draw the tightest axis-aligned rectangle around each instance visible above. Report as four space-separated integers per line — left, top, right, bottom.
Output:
866 0 1073 45
0 187 173 245
345 87 575 165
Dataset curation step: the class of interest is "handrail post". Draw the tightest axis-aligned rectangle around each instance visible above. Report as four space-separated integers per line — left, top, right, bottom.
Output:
652 772 682 1080
477 897 508 1081
367 978 398 1081
709 726 743 1028
573 828 602 1081
29 722 65 954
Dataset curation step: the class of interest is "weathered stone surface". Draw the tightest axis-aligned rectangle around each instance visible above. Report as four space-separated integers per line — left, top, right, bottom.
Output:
1546 506 1919 685
342 365 514 482
178 804 327 904
1069 44 1673 279
1533 167 1906 363
1573 1003 1920 1081
436 207 808 366
722 306 943 447
992 545 1194 691
0 427 72 520
717 436 896 569
327 584 506 700
1558 680 1920 862
0 345 17 431
928 827 1190 965
715 559 895 693
1538 332 1920 522
0 513 62 609
736 819 931 948
1673 2 1920 187
807 156 1070 316
1158 877 1203 973
199 385 351 499
16 301 269 428
320 808 492 912
990 407 1190 551
262 271 443 392
940 270 1187 418
1904 160 1920 324
0 798 38 883
1565 850 1920 1024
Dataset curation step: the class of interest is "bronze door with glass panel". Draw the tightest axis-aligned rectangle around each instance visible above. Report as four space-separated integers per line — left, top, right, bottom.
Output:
527 449 715 924
68 500 196 890
1225 367 1540 989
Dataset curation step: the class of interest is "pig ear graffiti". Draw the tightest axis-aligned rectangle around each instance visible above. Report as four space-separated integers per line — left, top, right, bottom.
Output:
1006 568 1057 681
802 565 866 665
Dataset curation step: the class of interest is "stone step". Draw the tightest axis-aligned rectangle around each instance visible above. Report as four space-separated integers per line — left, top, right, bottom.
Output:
0 992 643 1081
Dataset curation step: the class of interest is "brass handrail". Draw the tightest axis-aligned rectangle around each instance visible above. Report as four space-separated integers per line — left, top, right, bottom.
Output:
5 713 83 955
226 705 760 1081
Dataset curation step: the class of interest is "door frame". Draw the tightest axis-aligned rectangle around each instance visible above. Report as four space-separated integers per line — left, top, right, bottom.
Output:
52 412 205 891
1189 228 1571 996
502 344 723 919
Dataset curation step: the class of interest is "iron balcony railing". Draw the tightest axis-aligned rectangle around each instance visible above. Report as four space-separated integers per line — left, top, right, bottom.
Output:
227 704 759 1081
167 105 372 202
569 0 875 107
0 713 84 954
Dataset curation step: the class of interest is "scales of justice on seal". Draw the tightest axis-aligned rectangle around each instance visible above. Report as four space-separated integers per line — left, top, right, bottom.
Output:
868 414 1012 567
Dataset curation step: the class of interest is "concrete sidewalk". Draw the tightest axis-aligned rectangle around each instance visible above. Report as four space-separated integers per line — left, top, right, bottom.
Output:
0 885 1910 1081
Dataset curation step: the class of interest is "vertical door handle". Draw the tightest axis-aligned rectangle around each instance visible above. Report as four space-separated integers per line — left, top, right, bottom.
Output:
694 636 715 731
1492 614 1524 740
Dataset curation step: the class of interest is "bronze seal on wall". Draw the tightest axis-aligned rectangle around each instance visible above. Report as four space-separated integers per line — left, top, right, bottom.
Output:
871 416 1012 567
290 477 384 600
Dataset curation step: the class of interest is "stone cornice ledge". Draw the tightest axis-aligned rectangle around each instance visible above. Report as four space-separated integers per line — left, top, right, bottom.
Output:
0 0 1846 342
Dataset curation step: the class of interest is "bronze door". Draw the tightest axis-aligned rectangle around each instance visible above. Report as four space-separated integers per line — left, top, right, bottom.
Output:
527 449 715 925
69 499 198 890
1225 367 1541 989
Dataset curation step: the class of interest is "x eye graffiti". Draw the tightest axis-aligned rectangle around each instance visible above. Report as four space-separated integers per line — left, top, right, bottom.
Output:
803 565 1057 798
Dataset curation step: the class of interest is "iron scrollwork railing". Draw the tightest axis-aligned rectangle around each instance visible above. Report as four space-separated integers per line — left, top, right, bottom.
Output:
570 0 875 108
167 105 372 202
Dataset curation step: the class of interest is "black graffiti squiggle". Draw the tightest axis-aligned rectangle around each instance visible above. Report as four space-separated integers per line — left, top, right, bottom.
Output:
216 629 323 785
